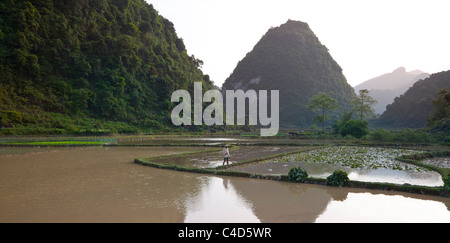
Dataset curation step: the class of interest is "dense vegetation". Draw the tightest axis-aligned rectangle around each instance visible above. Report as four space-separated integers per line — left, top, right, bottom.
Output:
221 20 356 128
377 70 450 128
0 1 447 137
428 88 450 132
0 0 214 135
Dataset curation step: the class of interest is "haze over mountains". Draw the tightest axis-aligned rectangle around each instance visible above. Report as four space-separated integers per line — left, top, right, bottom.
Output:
354 67 430 114
377 70 450 128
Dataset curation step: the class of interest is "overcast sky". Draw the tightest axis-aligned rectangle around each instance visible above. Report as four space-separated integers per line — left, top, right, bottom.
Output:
146 0 450 87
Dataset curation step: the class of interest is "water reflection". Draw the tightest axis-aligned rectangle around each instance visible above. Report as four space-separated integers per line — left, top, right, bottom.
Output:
347 168 443 187
231 160 443 187
234 178 450 223
315 193 450 223
1 146 449 223
184 177 260 223
228 177 336 222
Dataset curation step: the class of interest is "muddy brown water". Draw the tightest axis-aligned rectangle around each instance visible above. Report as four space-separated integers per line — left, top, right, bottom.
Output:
152 146 310 168
1 146 450 223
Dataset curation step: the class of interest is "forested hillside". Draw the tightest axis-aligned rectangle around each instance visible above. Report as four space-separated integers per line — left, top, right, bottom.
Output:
0 0 213 134
377 70 450 128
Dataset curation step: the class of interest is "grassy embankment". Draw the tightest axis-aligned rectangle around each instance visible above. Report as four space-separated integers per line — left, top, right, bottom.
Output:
0 137 116 146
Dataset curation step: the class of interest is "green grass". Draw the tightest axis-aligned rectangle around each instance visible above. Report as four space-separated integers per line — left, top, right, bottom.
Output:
0 136 117 146
4 141 106 146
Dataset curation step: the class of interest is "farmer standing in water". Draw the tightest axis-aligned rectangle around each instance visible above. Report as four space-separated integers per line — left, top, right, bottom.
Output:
223 144 231 165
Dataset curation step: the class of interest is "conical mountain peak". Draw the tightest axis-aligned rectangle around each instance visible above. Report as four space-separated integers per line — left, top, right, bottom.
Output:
222 20 355 127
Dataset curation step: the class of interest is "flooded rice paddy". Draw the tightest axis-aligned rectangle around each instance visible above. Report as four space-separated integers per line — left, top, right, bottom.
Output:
230 146 444 187
422 157 450 169
1 143 449 223
151 146 307 168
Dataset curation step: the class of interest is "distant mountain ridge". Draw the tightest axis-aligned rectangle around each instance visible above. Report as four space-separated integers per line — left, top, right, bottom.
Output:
377 70 450 128
354 67 430 114
221 20 356 128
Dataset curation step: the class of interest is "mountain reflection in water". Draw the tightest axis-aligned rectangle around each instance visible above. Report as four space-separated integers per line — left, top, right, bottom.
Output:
0 146 449 223
183 176 450 223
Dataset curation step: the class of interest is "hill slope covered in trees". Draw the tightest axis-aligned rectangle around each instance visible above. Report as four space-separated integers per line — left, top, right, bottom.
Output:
221 20 356 128
0 0 213 134
377 70 450 128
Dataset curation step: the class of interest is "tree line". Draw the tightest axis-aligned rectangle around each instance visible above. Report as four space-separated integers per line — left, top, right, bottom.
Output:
307 89 376 138
307 87 448 139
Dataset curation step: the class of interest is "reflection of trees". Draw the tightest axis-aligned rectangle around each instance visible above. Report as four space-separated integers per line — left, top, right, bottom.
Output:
325 187 349 202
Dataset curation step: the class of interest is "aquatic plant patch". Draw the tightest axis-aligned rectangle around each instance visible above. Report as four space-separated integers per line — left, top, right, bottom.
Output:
421 157 450 169
326 170 350 187
288 167 308 182
273 146 429 171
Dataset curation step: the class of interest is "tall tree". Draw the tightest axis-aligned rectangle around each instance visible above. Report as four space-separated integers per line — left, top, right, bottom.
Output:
351 89 377 121
306 92 338 133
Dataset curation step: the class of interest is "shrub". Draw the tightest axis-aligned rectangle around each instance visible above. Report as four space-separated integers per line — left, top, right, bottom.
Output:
288 167 308 182
444 175 450 190
326 170 349 187
0 110 23 126
397 128 430 143
367 129 394 141
339 120 368 139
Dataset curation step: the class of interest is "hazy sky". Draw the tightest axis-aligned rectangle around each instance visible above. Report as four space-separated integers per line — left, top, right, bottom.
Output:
146 0 450 87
